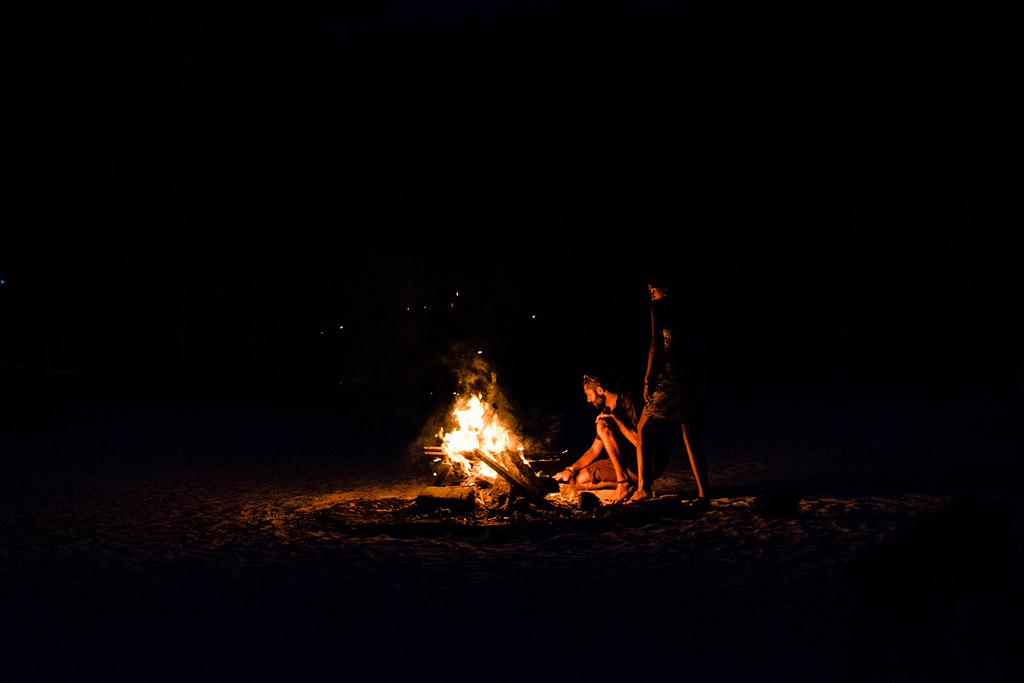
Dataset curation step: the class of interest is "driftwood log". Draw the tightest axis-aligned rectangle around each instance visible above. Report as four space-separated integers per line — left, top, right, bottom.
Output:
415 486 476 511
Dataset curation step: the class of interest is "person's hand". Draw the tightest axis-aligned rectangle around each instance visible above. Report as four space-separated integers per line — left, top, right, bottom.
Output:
552 468 574 483
595 412 616 424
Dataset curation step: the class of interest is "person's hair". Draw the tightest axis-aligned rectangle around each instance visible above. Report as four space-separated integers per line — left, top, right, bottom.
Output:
583 370 621 394
645 270 671 290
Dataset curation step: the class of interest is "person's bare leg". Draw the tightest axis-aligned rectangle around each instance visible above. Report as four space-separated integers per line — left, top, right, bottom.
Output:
682 422 709 499
596 420 634 502
572 463 634 491
572 468 610 490
625 413 657 503
573 468 594 489
574 481 619 490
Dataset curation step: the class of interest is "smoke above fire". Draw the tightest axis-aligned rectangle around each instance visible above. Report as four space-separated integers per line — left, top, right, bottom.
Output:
441 350 524 432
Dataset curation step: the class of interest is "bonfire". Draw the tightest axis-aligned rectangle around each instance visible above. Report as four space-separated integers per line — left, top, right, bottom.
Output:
422 393 558 510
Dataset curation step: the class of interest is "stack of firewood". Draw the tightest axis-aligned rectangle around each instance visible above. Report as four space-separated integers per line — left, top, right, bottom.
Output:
418 446 558 511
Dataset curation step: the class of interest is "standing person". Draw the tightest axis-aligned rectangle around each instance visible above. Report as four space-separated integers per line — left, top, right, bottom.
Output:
626 274 710 507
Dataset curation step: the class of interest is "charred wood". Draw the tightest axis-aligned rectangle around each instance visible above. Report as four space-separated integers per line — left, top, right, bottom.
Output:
472 449 554 509
432 462 455 486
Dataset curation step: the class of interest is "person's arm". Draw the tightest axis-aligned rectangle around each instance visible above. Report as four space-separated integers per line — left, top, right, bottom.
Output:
597 411 638 448
644 304 664 402
552 438 604 482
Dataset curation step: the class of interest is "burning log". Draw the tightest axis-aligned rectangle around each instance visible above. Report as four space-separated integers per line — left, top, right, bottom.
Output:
488 450 560 495
472 449 554 510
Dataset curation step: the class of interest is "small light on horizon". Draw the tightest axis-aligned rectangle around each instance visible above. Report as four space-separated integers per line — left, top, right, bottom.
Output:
477 351 483 354
339 326 343 329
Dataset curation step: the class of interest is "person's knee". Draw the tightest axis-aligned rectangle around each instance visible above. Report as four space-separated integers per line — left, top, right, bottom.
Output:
575 469 593 486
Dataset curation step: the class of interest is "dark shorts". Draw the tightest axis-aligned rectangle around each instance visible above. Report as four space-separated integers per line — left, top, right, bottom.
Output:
580 457 625 484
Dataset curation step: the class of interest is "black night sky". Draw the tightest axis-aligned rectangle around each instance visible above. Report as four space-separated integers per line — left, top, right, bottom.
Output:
5 2 1022 426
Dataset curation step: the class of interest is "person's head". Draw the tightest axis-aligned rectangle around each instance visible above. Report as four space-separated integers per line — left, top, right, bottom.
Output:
583 374 617 410
646 271 670 301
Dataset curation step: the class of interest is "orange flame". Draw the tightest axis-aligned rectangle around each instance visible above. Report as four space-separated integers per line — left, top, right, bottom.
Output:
438 394 522 483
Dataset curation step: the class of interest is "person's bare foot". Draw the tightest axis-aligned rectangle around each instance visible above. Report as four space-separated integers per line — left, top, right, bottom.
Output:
609 481 635 504
624 487 654 504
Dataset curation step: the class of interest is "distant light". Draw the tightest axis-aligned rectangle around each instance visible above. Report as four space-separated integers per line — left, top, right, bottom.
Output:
339 326 343 329
477 351 482 354
450 303 454 307
320 331 323 334
456 292 459 296
531 315 535 319
1 280 4 284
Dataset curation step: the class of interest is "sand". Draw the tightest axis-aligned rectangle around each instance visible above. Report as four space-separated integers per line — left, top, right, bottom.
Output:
1 396 1021 681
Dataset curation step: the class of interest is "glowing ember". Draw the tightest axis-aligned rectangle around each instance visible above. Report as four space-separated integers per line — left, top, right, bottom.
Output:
437 394 524 484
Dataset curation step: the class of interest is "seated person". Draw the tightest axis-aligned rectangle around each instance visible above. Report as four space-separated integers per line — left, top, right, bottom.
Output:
552 374 643 503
